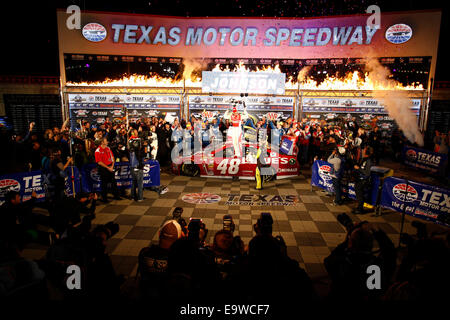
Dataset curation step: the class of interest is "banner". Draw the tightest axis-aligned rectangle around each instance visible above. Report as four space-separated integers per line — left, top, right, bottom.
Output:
402 145 448 175
0 171 45 205
202 71 285 94
80 160 160 192
311 160 380 205
381 176 449 227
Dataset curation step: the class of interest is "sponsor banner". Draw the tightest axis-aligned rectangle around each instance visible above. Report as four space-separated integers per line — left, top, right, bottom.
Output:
68 94 181 105
402 146 448 175
381 177 449 227
202 71 285 94
311 160 380 204
0 171 45 205
225 194 299 206
188 95 294 120
80 160 160 192
302 97 421 114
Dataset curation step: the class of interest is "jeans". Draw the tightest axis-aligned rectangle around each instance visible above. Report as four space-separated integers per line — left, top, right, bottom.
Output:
332 177 343 204
131 168 144 201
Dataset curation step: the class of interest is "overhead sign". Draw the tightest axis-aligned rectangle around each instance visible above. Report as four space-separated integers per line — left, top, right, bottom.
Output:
57 10 441 60
202 71 285 94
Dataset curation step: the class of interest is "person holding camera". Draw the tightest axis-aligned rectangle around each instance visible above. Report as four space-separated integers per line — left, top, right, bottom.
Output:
95 137 120 203
128 129 145 202
352 145 373 214
324 213 396 300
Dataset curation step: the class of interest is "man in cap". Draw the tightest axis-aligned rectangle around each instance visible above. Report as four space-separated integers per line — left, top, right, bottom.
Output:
138 219 184 298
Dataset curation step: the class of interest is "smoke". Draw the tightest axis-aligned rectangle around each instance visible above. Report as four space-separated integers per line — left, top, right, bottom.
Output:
365 58 424 146
297 66 312 82
182 58 208 80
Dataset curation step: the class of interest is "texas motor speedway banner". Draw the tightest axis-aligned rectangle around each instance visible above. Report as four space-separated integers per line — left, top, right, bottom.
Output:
311 160 380 205
402 145 448 175
0 167 80 205
381 177 449 227
80 160 160 192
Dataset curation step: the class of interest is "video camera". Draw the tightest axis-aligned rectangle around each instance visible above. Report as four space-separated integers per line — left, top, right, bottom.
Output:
253 212 273 236
128 137 142 152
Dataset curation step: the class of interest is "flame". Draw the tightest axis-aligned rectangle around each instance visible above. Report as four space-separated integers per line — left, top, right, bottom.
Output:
66 63 424 91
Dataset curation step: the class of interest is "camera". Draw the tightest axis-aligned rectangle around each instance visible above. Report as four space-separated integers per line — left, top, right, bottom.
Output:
128 137 142 152
188 218 208 243
253 212 273 235
223 215 235 233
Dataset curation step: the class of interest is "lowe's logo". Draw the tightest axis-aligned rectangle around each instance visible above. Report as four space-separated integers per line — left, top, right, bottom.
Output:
82 23 107 42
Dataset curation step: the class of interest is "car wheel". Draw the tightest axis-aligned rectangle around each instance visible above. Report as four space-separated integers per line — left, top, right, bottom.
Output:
181 163 200 177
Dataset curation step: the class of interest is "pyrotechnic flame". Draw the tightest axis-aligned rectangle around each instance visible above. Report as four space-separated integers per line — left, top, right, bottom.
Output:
66 62 424 91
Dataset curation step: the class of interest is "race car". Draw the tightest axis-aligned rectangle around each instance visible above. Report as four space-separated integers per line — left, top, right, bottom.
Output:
172 142 299 179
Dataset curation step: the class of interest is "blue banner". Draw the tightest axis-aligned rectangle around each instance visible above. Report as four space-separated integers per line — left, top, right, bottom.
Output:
311 160 380 205
80 160 160 192
381 176 450 227
0 170 46 205
402 145 448 175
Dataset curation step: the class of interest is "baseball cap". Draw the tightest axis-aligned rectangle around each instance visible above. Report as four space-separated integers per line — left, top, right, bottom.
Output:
159 220 183 249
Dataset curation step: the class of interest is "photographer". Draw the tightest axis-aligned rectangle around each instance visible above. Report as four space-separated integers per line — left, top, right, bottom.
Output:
352 145 373 214
128 129 145 202
324 213 396 300
244 212 314 302
95 137 120 203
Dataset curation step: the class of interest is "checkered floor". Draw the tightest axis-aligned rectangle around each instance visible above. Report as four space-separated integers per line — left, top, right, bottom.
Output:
22 162 448 297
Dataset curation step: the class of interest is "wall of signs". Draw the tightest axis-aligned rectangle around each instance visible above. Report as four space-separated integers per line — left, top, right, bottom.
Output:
188 95 294 122
68 93 181 128
302 96 421 131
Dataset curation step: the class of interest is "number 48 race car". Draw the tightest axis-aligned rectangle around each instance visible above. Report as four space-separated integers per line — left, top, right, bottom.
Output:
172 142 299 179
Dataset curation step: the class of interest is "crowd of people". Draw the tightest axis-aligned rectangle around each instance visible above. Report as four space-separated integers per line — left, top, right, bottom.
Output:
1 111 449 302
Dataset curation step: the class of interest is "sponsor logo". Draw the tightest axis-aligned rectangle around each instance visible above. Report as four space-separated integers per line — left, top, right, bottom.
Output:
305 99 317 106
318 165 333 181
288 158 296 165
110 96 121 103
74 110 88 117
193 96 203 103
82 23 107 42
342 100 356 107
182 192 221 204
90 168 101 182
147 96 158 103
0 179 21 196
265 112 279 121
73 95 84 102
392 183 418 202
385 24 412 44
405 149 417 160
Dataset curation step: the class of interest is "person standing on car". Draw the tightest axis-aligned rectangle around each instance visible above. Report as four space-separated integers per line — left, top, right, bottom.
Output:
95 137 120 203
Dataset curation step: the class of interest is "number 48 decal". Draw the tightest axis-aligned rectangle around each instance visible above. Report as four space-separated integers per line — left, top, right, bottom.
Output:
217 159 240 174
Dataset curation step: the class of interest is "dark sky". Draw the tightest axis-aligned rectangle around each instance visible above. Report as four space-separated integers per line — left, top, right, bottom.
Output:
0 0 448 80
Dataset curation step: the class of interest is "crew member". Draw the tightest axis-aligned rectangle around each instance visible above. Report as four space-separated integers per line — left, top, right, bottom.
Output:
255 142 270 190
328 147 346 206
95 137 120 203
352 146 373 214
129 129 145 202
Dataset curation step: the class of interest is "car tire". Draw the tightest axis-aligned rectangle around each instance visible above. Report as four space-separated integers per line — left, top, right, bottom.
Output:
181 163 200 177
